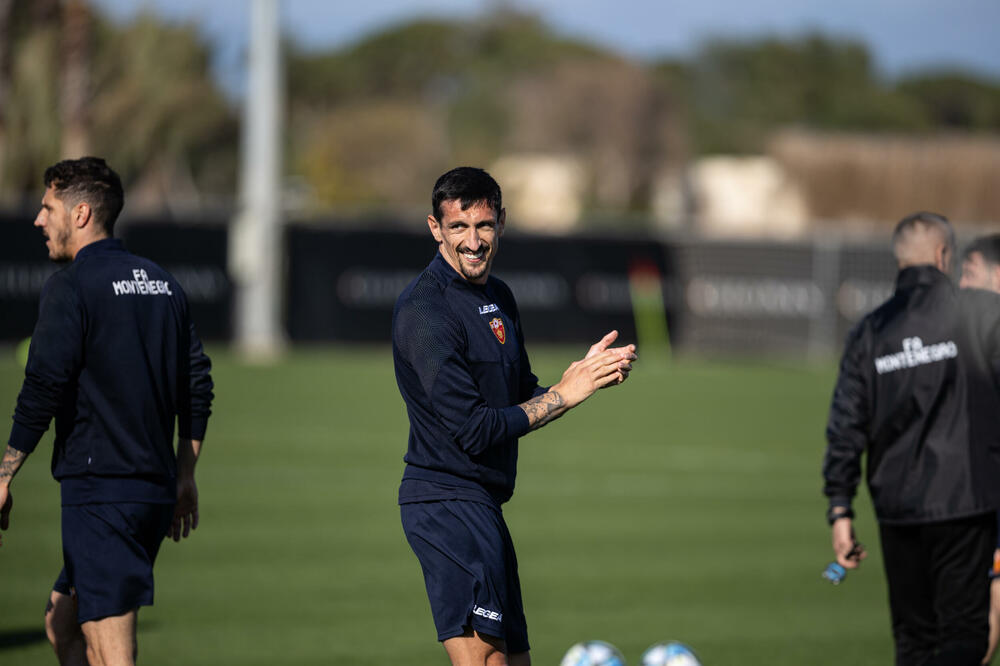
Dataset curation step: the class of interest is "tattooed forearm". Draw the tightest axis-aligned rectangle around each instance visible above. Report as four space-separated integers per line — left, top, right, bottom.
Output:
0 445 28 484
519 391 568 431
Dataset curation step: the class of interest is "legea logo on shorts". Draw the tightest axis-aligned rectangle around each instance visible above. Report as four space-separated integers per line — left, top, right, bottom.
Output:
473 604 503 622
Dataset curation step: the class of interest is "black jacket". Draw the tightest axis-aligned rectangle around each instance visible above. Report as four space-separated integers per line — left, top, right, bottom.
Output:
9 238 213 505
823 265 1000 525
393 252 545 507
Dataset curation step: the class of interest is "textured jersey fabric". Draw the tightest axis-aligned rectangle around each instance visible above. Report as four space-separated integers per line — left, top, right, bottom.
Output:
823 265 1000 524
393 252 545 506
8 238 214 505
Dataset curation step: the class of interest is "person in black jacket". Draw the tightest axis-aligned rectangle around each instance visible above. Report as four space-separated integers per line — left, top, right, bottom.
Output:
394 167 637 666
960 234 1000 294
0 157 213 666
823 212 1000 665
958 233 1000 665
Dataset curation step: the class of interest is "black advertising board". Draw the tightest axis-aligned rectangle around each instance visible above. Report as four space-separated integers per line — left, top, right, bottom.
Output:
286 227 434 342
285 226 676 344
669 239 823 354
119 222 232 340
0 217 232 341
0 213 57 341
0 212 916 356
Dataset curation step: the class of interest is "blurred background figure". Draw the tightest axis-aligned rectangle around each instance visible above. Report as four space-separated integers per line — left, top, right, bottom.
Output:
960 234 1000 293
824 213 1000 666
959 233 1000 666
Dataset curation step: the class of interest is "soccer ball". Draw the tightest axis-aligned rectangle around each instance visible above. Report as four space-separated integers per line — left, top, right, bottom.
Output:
640 641 702 666
560 640 627 666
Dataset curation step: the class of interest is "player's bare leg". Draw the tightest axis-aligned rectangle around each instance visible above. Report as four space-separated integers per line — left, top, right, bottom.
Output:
444 629 530 666
80 609 138 666
45 590 87 666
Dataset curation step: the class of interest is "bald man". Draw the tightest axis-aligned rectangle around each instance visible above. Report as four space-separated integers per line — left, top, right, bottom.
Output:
823 212 1000 665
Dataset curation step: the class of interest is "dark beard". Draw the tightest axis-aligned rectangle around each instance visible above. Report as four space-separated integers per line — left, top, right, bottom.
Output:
48 227 73 262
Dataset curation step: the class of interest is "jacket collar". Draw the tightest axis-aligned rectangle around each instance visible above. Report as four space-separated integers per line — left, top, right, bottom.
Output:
895 264 951 291
74 237 124 262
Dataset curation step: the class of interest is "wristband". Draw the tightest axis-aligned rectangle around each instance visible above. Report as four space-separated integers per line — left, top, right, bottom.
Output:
826 506 854 525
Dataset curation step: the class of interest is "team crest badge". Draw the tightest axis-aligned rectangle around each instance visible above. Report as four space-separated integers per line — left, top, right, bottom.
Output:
489 317 506 344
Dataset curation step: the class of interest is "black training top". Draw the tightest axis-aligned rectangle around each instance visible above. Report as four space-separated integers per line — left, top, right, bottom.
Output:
8 238 214 505
393 252 545 507
823 265 1000 525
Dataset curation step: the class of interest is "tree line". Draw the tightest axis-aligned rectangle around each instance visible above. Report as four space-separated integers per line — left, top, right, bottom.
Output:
1 2 997 217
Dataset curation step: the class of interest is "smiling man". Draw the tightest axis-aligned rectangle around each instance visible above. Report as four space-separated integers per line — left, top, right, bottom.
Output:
393 167 637 666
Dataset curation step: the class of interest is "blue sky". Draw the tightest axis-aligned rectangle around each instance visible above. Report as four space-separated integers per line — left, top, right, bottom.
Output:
91 0 1000 94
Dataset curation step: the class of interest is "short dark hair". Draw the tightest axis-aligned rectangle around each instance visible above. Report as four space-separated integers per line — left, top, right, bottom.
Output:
44 157 124 235
892 211 955 254
431 167 502 222
964 233 1000 266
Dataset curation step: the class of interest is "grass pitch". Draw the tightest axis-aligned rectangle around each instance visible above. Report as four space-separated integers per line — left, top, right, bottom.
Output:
0 346 890 665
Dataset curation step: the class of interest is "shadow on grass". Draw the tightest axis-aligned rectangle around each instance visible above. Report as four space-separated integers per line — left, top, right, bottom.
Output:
0 620 159 651
0 628 47 650
137 620 160 634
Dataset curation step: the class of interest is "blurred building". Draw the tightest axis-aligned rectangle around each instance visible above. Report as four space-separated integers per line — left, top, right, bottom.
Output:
686 156 809 238
770 130 1000 230
490 154 586 232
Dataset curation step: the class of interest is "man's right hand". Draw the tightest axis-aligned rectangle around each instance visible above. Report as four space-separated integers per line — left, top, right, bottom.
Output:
0 486 12 547
832 517 867 569
0 444 28 547
583 330 637 387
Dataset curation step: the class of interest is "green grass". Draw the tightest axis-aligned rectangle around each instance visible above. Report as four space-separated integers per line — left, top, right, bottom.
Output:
0 346 890 665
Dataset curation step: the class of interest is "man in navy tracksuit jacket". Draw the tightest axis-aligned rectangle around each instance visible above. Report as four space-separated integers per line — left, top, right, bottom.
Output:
393 167 637 666
0 158 213 666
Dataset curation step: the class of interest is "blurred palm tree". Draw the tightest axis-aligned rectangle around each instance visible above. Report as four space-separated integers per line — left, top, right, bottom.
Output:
1 0 61 202
88 11 237 211
0 0 237 210
61 0 90 158
0 0 11 190
288 9 682 216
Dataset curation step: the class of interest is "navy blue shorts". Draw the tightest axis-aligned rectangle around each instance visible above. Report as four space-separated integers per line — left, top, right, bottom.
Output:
401 500 529 654
54 502 174 623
